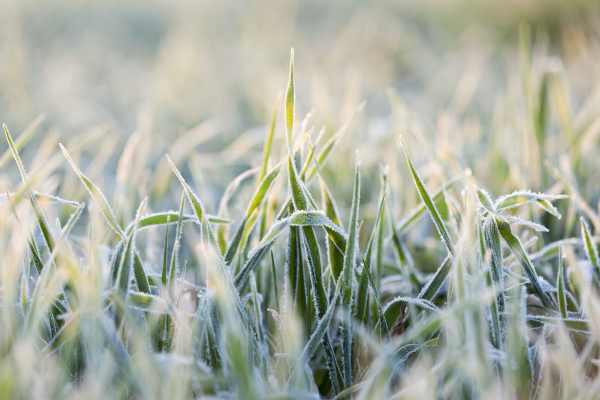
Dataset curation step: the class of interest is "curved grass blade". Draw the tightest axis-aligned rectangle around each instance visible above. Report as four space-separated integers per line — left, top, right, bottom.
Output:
128 212 228 232
285 48 295 152
166 155 207 225
60 143 124 239
129 292 168 312
0 115 45 168
289 210 346 240
5 124 56 253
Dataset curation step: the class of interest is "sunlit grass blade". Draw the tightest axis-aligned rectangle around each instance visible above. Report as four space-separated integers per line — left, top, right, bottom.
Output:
246 167 280 217
259 105 278 182
60 143 124 239
0 114 45 168
5 123 56 253
494 190 566 216
128 211 228 232
166 155 207 225
289 210 346 240
285 48 295 152
129 291 168 312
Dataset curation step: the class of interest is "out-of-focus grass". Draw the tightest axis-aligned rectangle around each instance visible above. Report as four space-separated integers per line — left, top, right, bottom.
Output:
2 1 600 399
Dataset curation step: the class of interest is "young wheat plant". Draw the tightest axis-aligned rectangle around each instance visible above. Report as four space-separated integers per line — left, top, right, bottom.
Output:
1 47 600 400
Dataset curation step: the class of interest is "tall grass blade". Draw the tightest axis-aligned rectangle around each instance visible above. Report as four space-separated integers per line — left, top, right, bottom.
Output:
402 146 454 256
60 143 124 239
581 217 600 284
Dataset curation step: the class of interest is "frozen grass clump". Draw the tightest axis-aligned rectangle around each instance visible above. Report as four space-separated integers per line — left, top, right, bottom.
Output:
2 40 600 399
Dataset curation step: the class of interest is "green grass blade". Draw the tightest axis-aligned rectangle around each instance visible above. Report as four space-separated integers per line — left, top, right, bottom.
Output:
234 217 290 289
115 200 145 298
166 155 207 225
60 143 124 239
129 212 227 232
225 167 280 264
300 281 342 361
161 224 169 287
0 115 45 168
482 216 505 348
246 166 280 217
580 217 600 284
341 163 360 387
396 176 462 234
417 255 452 302
5 124 56 253
402 147 454 256
557 248 567 319
285 48 295 152
259 105 278 182
321 179 345 281
132 251 150 294
497 219 555 308
289 210 346 239
224 216 249 265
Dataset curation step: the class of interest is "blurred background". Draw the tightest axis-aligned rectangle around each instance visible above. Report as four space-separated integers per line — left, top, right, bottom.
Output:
1 0 599 221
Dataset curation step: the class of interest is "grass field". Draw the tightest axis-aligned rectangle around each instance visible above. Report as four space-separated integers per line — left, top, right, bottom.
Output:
2 1 600 399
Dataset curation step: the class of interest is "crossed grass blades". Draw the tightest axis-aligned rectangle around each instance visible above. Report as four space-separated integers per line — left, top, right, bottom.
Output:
1 48 600 399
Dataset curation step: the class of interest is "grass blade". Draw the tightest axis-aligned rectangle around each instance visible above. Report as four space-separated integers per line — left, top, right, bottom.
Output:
581 217 600 284
402 147 454 256
341 163 361 387
417 255 452 302
557 248 567 319
60 143 124 239
496 219 555 308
